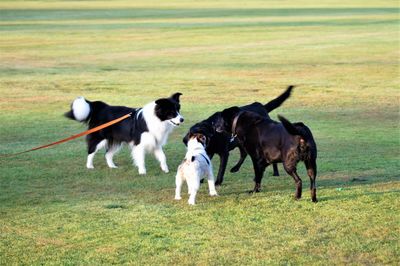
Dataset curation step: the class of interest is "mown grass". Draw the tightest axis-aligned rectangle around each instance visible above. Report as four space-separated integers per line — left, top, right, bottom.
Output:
1 0 399 265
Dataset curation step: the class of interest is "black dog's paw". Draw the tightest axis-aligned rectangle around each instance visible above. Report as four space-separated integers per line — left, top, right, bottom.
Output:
230 166 240 173
294 195 302 200
273 172 280 177
200 178 205 184
312 198 318 203
248 189 261 194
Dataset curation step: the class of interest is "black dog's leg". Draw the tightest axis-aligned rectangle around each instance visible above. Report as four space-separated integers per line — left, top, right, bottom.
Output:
230 145 247 173
305 160 318 202
215 151 229 186
272 163 279 176
283 164 303 200
249 158 266 193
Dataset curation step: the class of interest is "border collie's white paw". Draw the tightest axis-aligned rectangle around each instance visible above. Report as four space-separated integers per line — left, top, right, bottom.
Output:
87 165 94 169
188 199 195 205
138 169 146 175
210 191 218 196
161 165 169 173
175 196 182 200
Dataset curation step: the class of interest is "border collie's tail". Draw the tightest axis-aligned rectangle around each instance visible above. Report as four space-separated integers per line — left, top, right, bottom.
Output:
64 97 91 122
264 85 294 112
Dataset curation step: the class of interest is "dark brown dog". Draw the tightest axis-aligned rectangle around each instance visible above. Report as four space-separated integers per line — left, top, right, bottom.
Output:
215 108 318 202
183 86 294 186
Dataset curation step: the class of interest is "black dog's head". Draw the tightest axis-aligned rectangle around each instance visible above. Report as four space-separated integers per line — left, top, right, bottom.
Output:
182 112 221 146
183 125 212 146
214 106 241 134
155 93 184 126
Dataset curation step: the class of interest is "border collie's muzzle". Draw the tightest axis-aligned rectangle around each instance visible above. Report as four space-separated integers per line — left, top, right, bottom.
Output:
169 113 184 126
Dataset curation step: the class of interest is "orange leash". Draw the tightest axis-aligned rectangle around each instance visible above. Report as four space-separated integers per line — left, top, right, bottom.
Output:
0 113 132 158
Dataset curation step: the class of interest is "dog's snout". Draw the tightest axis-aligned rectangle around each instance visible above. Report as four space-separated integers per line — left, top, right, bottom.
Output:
180 117 184 123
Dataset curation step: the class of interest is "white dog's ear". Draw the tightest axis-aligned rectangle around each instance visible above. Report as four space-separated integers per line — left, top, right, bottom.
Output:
199 135 206 145
195 134 207 147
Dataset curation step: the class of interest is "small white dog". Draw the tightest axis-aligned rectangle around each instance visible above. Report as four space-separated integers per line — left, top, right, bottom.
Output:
175 133 218 205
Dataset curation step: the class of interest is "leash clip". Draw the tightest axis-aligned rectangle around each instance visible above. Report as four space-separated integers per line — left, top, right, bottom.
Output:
230 134 237 143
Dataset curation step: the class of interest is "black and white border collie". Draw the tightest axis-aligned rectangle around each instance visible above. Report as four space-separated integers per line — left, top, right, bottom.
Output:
65 93 184 175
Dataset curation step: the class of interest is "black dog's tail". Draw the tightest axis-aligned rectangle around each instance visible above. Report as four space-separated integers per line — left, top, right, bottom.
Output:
263 85 294 113
278 115 302 136
278 115 317 158
64 96 92 123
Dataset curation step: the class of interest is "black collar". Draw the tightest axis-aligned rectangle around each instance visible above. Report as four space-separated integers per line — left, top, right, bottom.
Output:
231 111 244 139
200 153 210 165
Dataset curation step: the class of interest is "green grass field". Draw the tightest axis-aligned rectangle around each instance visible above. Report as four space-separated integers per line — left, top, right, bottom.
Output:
1 0 399 264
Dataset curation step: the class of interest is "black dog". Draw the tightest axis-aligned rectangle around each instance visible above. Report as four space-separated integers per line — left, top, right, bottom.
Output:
183 86 293 186
215 109 317 202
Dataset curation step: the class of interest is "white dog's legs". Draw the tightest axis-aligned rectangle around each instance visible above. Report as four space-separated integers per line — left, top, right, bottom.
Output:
105 144 121 168
154 147 169 173
187 175 200 205
175 169 183 200
87 140 107 169
131 144 146 175
207 169 218 196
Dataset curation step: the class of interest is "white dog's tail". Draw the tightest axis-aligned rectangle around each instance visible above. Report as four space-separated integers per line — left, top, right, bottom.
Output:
64 96 91 122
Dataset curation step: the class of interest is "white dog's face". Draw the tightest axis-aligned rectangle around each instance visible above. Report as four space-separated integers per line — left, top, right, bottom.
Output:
187 133 207 149
187 137 203 151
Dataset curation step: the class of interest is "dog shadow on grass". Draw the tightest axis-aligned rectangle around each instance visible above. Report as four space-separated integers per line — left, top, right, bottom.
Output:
316 189 400 202
214 172 399 203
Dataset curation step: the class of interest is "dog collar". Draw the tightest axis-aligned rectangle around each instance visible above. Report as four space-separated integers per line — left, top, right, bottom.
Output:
231 111 244 139
199 153 211 165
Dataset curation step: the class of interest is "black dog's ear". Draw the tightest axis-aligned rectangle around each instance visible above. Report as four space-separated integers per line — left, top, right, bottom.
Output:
204 135 210 146
171 92 182 102
221 106 241 121
250 115 264 125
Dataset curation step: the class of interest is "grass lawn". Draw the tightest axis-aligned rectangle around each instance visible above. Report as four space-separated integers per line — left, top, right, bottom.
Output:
0 0 399 264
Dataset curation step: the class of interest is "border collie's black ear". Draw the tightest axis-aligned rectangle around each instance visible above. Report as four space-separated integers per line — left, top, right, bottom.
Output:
171 92 182 102
155 98 169 106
